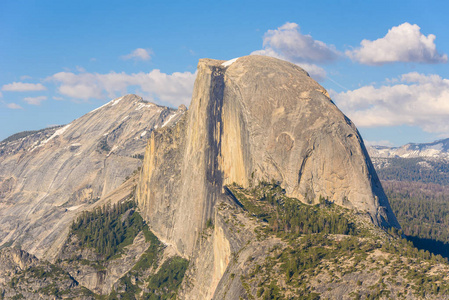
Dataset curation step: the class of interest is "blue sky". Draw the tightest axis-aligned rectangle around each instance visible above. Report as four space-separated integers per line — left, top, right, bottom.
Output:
1 0 449 146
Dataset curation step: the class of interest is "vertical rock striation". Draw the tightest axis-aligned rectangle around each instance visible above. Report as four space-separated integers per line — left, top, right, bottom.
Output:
137 55 400 264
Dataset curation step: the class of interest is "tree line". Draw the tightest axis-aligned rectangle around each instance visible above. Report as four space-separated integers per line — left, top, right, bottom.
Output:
229 181 355 239
70 200 144 260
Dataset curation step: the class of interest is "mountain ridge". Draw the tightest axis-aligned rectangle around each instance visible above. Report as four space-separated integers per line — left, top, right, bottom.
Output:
0 94 185 261
0 56 429 299
137 55 400 298
368 138 449 159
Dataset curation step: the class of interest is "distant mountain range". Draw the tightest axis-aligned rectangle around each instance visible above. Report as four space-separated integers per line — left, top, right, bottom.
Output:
368 138 449 159
368 136 449 262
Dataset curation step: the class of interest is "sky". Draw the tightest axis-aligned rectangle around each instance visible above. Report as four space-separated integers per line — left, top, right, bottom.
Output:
1 0 449 146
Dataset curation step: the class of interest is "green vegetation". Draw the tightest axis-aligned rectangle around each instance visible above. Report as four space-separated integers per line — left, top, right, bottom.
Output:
0 125 63 144
206 218 214 229
70 212 189 300
376 157 449 186
228 181 355 238
132 154 145 160
384 181 449 244
371 156 449 259
132 227 162 272
66 200 189 299
97 137 111 152
111 230 163 300
6 263 78 298
145 257 189 299
230 181 449 299
25 265 67 280
114 251 188 300
248 227 449 298
0 240 13 250
374 156 449 258
3 197 189 299
70 200 145 260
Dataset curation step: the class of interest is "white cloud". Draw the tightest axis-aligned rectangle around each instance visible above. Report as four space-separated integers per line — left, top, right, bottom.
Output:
0 91 2 98
346 23 448 65
251 47 284 60
48 69 196 107
251 22 339 81
261 22 339 63
24 96 47 105
6 103 23 109
364 140 394 147
331 72 449 133
122 48 152 61
53 96 64 101
20 75 32 80
50 72 103 99
295 63 327 82
2 82 46 92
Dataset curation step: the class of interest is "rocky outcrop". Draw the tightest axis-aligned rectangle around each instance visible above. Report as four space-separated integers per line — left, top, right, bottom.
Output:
137 55 400 297
0 94 185 261
138 55 399 252
0 248 39 285
57 231 151 295
0 247 83 299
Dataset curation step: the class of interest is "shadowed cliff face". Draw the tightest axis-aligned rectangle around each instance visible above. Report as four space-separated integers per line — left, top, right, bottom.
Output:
137 55 400 259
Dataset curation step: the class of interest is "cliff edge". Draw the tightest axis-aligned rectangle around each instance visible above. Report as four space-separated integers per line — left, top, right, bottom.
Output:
137 55 400 261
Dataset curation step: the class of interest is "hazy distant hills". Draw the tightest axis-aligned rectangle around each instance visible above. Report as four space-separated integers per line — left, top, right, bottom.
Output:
368 138 449 260
368 138 449 159
368 138 449 186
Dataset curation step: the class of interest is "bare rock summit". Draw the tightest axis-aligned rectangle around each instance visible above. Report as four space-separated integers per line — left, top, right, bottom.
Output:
137 55 400 261
0 94 185 260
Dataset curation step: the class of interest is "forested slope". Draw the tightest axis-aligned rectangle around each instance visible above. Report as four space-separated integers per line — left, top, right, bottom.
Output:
372 155 449 258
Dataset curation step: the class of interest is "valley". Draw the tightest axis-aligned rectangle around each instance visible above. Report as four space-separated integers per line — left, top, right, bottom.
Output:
368 142 449 261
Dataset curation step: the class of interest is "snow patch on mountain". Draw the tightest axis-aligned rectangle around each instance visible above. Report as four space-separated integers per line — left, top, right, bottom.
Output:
221 57 239 67
368 138 449 159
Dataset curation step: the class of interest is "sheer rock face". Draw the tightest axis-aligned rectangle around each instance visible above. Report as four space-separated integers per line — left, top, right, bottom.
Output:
0 95 185 260
137 55 400 259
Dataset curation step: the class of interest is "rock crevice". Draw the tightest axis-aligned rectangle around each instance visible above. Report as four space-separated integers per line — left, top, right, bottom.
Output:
137 55 400 296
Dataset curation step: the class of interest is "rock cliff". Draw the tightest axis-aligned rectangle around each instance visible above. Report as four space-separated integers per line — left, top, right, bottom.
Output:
0 94 185 260
0 55 439 299
138 55 399 253
137 55 400 296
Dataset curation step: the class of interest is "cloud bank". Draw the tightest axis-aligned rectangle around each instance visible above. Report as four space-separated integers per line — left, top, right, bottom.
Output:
346 23 448 65
256 22 339 63
122 48 153 61
251 22 340 81
24 96 47 105
2 82 47 92
6 103 23 109
48 69 196 107
331 72 449 133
